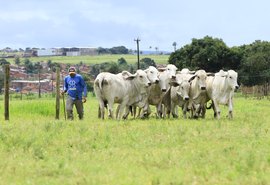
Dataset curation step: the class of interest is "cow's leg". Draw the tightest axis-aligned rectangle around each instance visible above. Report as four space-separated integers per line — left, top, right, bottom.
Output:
97 98 105 119
187 101 195 118
213 99 220 119
132 106 137 118
117 104 126 120
140 103 149 118
137 107 142 118
210 100 217 118
107 100 114 119
171 102 178 118
182 103 188 119
115 104 120 119
122 105 130 120
156 103 163 118
117 97 129 120
228 97 233 119
193 104 200 119
201 104 206 119
164 103 171 119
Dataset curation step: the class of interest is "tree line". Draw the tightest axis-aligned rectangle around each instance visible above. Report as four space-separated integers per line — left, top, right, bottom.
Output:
168 36 270 86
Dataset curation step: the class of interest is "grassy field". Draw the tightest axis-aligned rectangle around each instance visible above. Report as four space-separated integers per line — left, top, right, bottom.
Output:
0 95 270 184
6 54 169 65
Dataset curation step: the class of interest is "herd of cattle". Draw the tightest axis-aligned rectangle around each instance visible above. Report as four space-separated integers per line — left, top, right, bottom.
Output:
93 64 239 120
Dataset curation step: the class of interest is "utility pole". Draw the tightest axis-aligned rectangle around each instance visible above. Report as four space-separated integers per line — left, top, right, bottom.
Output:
38 66 41 98
134 37 140 69
55 67 60 120
4 64 10 120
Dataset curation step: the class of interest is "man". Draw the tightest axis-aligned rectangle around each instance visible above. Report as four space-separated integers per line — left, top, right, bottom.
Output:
61 67 87 120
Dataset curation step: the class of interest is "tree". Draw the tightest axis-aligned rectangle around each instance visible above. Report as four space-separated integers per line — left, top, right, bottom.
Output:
168 36 241 72
172 42 177 51
97 46 129 54
24 58 34 73
155 47 159 55
0 59 10 65
117 57 127 65
0 70 4 93
110 46 129 54
14 57 21 68
100 62 120 74
140 58 156 69
81 73 93 92
239 40 270 86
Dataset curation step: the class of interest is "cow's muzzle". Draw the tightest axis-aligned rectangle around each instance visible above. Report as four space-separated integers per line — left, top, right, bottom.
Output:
184 97 189 101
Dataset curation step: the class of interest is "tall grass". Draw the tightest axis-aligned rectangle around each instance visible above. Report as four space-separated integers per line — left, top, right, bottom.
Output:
0 96 270 184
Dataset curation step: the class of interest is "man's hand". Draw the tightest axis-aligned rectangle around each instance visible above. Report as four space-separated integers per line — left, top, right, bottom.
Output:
82 97 87 103
60 90 66 96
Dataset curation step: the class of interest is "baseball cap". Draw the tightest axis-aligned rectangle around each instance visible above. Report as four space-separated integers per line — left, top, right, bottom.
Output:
68 67 76 74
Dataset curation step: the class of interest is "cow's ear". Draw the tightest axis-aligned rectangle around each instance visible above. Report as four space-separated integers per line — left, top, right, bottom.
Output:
144 68 149 73
220 73 228 78
176 71 182 74
170 81 179 87
121 71 133 78
125 72 137 80
126 76 136 80
158 68 166 72
189 70 196 74
188 75 196 82
207 73 215 76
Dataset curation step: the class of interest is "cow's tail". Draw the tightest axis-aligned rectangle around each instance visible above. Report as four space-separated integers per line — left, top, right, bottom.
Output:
95 76 105 90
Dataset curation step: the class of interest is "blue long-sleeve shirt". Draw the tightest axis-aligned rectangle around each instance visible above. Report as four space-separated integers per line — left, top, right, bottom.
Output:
64 74 87 100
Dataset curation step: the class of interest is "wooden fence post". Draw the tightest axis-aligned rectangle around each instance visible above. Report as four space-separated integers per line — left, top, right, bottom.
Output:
55 67 60 119
4 64 10 121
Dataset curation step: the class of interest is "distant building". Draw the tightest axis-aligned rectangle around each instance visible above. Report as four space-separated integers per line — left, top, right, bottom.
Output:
55 47 97 56
37 48 58 57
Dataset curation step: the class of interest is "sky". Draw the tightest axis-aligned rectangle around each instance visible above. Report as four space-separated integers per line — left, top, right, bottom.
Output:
1 0 270 51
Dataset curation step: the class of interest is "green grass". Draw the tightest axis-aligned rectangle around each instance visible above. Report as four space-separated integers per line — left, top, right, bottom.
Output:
0 96 270 184
6 54 169 65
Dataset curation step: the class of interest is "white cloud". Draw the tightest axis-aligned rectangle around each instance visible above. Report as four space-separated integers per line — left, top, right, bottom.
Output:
1 0 270 50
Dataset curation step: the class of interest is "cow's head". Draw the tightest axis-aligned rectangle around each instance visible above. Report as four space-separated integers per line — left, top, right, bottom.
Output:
158 71 172 92
158 64 177 79
144 66 159 84
188 70 207 90
135 69 151 88
176 80 190 101
226 70 239 90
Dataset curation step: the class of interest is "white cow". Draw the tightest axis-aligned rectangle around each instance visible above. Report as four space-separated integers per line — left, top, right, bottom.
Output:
94 70 151 120
188 69 213 118
171 73 192 118
206 70 239 119
147 64 178 118
121 66 160 119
